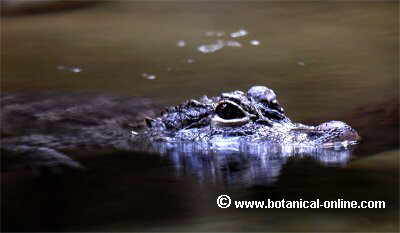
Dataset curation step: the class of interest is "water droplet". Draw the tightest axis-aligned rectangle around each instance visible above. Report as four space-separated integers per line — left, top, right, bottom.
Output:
250 40 260 46
225 40 242 47
177 40 186 47
230 29 248 38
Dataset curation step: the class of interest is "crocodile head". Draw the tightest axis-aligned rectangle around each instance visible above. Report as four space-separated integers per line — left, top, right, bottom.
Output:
144 86 360 147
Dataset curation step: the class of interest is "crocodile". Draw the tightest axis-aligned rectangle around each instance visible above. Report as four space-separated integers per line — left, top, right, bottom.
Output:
143 85 360 147
1 86 360 174
1 92 161 173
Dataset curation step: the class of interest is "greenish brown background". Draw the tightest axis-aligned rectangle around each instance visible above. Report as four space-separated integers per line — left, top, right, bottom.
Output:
1 1 398 232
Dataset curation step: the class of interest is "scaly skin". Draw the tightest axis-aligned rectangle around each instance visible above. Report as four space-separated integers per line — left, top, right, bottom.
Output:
144 86 360 147
1 92 161 172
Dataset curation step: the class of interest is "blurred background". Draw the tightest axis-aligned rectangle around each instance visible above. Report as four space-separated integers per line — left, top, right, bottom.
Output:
1 0 398 232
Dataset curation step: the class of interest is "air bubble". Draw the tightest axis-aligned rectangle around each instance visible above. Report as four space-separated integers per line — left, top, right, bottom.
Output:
297 61 305 66
225 41 242 47
197 40 225 54
147 75 156 80
230 29 248 38
177 40 186 47
142 73 156 80
57 65 82 73
205 31 225 37
250 40 260 46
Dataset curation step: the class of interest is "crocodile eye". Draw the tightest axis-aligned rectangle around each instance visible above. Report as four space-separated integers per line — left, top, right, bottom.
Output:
215 101 246 119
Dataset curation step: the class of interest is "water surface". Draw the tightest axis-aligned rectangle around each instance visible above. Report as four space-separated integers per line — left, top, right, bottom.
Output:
2 1 398 232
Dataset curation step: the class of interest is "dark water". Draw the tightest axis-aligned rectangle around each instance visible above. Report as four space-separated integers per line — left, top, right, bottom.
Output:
2 1 399 232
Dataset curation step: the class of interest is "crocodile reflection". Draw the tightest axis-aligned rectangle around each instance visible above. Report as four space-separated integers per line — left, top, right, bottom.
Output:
140 139 352 186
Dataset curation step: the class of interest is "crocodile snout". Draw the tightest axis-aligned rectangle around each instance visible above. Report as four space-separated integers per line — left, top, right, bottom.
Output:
316 121 361 144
